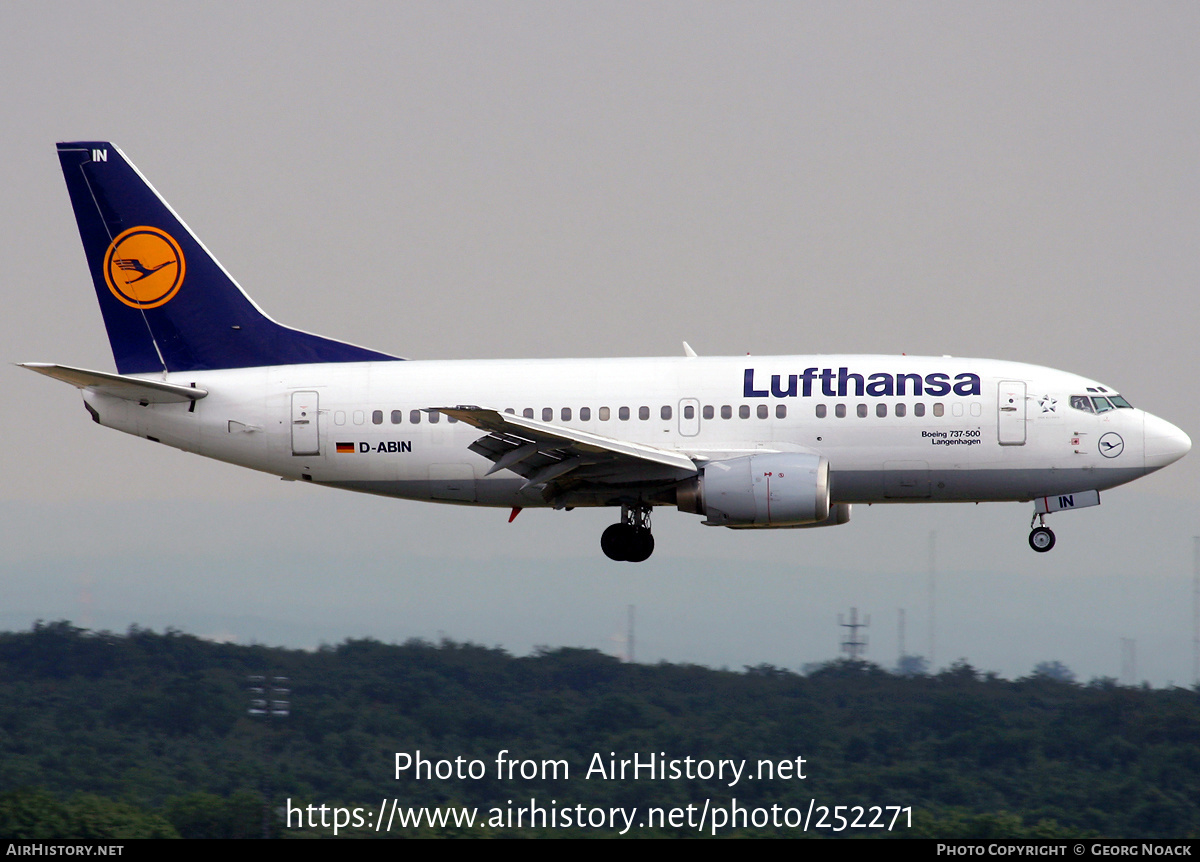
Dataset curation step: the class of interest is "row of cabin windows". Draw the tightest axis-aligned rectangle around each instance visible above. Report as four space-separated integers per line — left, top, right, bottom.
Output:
335 401 977 426
342 404 791 425
506 405 790 422
814 401 980 419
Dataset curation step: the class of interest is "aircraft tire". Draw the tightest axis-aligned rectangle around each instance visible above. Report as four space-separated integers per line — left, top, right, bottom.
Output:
626 530 655 563
601 523 630 561
1028 526 1055 553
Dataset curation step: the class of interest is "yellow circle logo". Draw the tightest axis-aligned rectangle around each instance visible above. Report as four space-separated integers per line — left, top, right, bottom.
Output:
103 226 185 309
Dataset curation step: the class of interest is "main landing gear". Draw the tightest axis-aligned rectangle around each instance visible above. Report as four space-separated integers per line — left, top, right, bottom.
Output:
1028 513 1056 553
601 503 655 563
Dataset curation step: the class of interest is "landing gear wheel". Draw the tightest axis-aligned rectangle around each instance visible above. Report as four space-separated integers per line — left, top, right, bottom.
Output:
1028 526 1056 553
626 530 654 563
601 502 655 562
601 524 631 561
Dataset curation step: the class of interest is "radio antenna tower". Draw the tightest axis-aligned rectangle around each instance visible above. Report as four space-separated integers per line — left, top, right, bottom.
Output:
1120 638 1137 686
839 607 870 660
928 531 937 669
1193 537 1199 687
627 604 635 664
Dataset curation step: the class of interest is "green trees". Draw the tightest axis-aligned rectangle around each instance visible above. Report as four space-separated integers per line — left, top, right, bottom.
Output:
0 789 177 839
0 623 1196 838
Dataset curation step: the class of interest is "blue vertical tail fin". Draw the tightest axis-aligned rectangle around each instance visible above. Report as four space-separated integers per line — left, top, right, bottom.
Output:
57 142 401 374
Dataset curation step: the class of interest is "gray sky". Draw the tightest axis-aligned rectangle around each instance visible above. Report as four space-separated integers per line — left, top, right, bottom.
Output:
2 2 1198 684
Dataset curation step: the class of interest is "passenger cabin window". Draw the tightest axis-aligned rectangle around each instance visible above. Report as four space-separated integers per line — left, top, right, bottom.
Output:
372 410 383 425
504 408 515 414
933 403 944 417
896 403 906 417
816 404 827 418
428 411 439 424
661 405 672 420
523 408 534 419
876 404 887 418
599 407 610 421
739 405 750 419
409 410 421 424
542 408 553 421
683 405 694 420
776 405 786 419
721 405 732 419
561 407 572 421
353 410 365 425
914 403 925 417
857 404 867 418
703 405 714 420
619 407 630 421
391 410 402 424
334 411 346 425
580 407 591 421
757 404 768 419
835 404 846 418
639 406 650 420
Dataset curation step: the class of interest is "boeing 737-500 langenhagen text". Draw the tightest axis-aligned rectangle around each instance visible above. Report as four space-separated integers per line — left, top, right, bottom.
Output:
22 143 1191 561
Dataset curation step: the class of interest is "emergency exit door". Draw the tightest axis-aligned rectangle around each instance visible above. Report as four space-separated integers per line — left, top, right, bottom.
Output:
291 391 320 455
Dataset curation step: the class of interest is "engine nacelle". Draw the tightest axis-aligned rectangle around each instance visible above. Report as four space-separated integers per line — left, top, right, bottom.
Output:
726 502 852 530
677 453 832 527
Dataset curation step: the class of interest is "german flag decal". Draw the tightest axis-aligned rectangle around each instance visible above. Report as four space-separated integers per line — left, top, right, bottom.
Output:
336 442 355 454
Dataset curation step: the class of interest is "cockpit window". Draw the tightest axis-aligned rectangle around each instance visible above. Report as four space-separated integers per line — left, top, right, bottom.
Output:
1071 393 1132 412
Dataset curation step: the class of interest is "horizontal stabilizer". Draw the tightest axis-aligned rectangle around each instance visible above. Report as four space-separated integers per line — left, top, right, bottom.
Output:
19 363 208 403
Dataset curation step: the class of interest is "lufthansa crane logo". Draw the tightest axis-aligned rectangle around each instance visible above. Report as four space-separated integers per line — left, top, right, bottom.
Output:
103 226 186 309
1098 432 1124 459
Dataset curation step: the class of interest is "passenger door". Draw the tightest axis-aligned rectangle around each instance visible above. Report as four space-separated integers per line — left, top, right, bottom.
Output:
997 381 1027 445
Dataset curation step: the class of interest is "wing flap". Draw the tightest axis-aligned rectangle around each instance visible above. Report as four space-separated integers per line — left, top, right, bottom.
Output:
19 363 208 403
438 406 697 488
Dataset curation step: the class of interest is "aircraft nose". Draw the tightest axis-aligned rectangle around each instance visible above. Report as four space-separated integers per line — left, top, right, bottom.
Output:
1144 412 1191 470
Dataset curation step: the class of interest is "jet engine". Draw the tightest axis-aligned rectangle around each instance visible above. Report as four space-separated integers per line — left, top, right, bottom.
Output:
676 453 847 528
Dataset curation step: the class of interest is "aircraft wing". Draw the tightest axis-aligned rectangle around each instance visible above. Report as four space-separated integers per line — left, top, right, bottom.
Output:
435 406 698 492
19 363 208 403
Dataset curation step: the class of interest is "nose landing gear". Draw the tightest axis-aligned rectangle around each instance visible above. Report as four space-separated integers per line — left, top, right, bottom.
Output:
1028 513 1056 553
601 503 655 562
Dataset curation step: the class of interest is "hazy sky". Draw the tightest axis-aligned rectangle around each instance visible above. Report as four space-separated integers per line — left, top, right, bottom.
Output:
2 2 1198 685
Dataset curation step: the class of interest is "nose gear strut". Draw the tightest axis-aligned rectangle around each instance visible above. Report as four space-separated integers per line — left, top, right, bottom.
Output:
1028 512 1055 553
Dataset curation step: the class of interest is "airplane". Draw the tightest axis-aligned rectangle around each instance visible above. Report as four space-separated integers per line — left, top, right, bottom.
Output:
22 142 1191 563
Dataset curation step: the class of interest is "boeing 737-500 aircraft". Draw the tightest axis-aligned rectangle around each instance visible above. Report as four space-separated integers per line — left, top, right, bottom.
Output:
23 142 1191 562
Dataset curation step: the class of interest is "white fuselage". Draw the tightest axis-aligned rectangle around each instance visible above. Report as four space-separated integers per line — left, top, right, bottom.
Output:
80 354 1188 515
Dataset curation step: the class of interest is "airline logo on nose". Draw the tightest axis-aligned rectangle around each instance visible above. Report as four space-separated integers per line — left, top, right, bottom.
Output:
103 226 186 309
1098 432 1124 458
